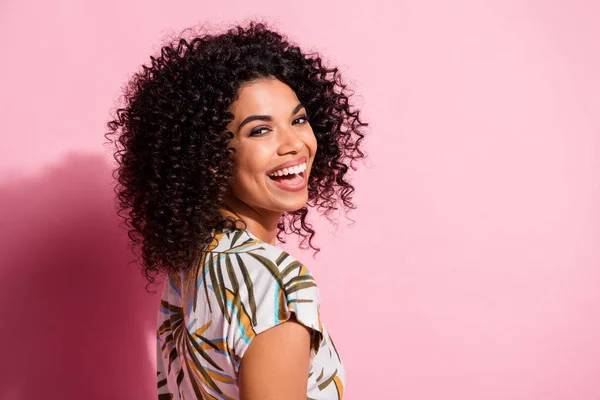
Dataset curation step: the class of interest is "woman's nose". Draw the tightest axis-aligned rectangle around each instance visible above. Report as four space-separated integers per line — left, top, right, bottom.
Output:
278 126 304 154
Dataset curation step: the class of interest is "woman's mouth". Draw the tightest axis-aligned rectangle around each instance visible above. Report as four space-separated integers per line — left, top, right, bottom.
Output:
267 170 307 192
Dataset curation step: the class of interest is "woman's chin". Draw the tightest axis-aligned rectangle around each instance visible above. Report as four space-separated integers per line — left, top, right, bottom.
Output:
270 194 309 213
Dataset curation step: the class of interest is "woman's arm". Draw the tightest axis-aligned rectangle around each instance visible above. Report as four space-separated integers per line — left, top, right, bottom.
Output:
239 314 312 400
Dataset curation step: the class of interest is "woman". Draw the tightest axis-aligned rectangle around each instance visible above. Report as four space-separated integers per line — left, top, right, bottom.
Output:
106 20 367 399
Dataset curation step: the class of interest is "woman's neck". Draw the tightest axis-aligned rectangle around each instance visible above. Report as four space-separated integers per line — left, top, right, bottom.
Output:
219 197 281 245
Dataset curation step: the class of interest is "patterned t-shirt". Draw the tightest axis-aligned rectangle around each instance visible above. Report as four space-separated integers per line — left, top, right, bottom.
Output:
156 228 345 399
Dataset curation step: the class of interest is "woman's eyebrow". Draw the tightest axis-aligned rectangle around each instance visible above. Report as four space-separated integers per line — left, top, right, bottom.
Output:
237 103 306 130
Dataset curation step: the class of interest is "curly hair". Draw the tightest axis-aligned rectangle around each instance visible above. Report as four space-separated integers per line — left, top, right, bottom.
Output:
105 20 368 288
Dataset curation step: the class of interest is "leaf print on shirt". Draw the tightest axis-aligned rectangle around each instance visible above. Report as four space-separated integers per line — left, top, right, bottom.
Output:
157 229 346 399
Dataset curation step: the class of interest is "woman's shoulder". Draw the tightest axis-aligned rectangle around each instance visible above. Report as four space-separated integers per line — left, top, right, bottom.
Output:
209 228 300 261
206 228 315 284
202 229 324 366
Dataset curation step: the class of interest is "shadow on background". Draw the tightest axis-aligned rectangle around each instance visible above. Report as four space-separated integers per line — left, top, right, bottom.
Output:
0 153 158 399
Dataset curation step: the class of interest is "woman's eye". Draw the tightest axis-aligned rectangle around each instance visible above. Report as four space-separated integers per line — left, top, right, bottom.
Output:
293 115 309 124
249 127 270 137
249 115 308 137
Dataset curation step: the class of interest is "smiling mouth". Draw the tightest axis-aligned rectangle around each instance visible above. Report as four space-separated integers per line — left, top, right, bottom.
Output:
268 171 305 183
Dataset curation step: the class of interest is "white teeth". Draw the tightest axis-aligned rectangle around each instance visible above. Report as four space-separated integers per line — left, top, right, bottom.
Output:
269 162 307 177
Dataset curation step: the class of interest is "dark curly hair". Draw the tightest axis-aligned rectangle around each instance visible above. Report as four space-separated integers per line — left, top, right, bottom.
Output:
105 20 368 288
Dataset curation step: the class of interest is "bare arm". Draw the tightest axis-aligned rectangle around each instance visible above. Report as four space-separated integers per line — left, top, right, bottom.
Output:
239 314 312 400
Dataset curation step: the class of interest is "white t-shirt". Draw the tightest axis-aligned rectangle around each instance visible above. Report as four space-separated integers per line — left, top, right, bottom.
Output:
156 228 345 399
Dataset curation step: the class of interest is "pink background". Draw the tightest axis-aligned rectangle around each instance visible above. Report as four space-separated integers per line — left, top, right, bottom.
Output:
1 0 599 399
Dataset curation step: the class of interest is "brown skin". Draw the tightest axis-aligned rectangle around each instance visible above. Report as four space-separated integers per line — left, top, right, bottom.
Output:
239 314 312 400
221 77 318 398
221 77 318 244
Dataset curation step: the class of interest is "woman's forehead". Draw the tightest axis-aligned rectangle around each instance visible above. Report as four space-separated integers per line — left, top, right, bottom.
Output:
231 78 298 114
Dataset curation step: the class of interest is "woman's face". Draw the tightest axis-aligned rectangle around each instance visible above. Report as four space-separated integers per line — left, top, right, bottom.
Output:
224 77 317 215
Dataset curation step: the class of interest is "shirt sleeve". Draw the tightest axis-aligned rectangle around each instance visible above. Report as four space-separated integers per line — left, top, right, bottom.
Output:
226 249 324 368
